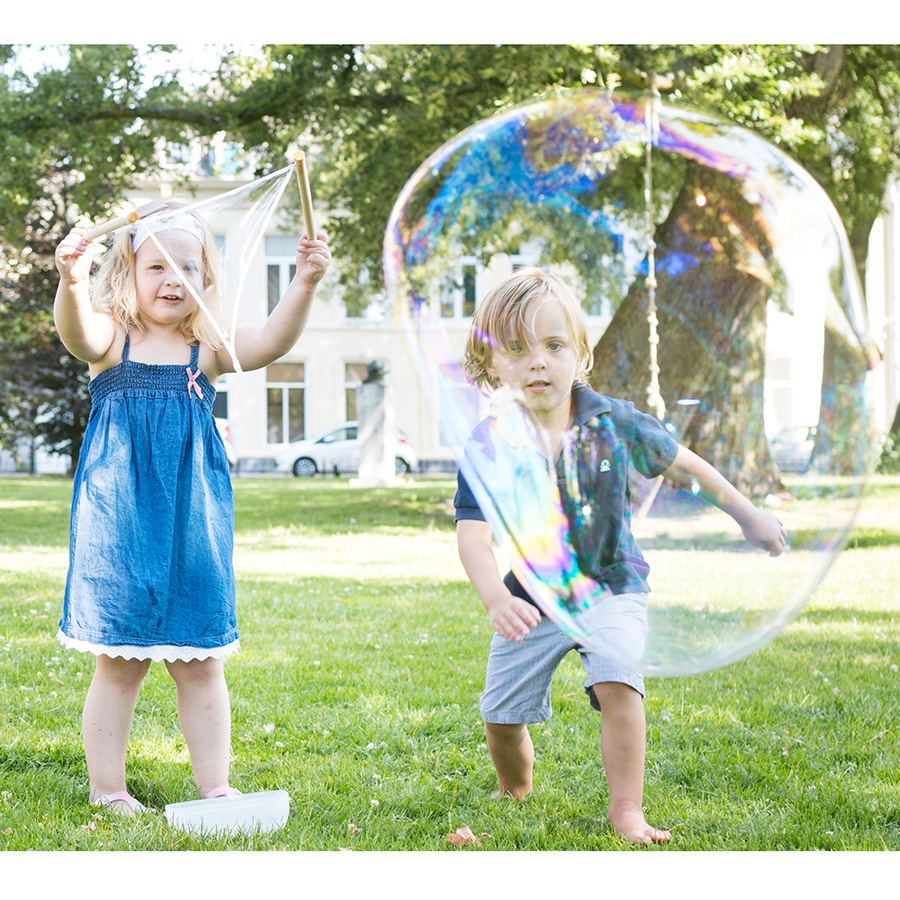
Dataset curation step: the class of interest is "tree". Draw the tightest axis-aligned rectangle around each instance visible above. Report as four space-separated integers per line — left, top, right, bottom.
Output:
0 44 205 469
0 43 898 470
584 46 895 482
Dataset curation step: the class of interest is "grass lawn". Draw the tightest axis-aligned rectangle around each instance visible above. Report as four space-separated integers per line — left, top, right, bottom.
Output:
1 473 899 856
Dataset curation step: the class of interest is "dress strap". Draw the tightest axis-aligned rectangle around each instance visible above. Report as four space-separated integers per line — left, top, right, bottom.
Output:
185 343 205 400
122 333 131 362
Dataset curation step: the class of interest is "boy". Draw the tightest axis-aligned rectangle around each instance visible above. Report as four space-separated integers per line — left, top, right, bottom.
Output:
455 268 786 844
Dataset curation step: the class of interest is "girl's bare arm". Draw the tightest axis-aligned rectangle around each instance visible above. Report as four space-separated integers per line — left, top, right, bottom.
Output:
53 229 116 362
216 233 331 375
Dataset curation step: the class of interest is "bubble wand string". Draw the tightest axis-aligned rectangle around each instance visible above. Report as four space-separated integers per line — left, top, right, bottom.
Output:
81 161 303 375
633 87 666 526
225 165 294 345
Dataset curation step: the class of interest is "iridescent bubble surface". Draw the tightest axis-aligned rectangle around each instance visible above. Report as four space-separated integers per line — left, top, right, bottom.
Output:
384 90 874 676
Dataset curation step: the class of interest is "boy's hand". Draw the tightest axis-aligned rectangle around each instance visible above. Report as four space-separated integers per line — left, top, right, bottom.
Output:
295 231 331 289
485 588 542 642
55 229 93 285
740 507 788 557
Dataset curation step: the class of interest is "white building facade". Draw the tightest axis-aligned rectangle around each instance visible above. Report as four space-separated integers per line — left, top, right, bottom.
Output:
7 164 898 475
865 175 900 436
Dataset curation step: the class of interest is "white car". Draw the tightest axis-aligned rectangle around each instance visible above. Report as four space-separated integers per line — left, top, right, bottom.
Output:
274 422 418 477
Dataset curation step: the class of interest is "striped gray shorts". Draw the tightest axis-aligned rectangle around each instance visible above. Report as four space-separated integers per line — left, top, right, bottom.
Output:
479 593 648 724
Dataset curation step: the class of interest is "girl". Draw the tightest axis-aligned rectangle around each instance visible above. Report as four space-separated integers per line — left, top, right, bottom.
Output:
53 201 331 814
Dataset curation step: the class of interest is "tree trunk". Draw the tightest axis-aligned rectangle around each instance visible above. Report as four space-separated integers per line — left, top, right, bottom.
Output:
588 163 780 497
811 324 871 475
891 401 900 436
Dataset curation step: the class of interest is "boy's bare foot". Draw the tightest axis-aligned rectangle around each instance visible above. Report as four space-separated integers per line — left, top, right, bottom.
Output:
609 804 671 845
492 785 531 800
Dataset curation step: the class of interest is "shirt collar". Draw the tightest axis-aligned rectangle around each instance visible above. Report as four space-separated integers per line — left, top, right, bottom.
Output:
572 382 611 425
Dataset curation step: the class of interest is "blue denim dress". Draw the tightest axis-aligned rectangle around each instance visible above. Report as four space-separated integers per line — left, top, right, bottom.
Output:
58 335 238 661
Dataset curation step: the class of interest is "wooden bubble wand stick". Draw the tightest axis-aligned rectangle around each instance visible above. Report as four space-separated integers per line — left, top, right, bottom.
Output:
294 150 316 239
83 210 142 242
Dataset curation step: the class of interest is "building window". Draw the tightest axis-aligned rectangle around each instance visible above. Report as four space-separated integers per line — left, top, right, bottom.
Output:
265 236 298 314
344 362 371 422
462 265 477 317
267 362 305 444
212 373 229 419
439 255 540 319
440 259 478 318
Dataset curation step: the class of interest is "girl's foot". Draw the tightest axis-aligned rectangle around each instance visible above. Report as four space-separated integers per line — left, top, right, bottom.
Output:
91 790 148 817
203 785 242 799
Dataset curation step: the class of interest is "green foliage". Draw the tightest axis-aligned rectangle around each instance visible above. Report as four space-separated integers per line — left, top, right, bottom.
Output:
1 43 898 450
876 432 900 474
3 42 897 283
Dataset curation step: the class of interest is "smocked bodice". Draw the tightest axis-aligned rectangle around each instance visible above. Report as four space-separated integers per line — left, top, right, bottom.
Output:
88 336 216 414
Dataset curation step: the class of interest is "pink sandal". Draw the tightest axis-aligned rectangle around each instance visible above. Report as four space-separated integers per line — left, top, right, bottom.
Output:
203 786 242 799
91 790 149 815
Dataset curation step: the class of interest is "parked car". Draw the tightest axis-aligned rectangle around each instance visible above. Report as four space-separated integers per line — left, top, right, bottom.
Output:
770 425 817 474
274 422 418 477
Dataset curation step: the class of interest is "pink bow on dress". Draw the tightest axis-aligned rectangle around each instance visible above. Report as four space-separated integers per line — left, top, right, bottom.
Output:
186 367 204 400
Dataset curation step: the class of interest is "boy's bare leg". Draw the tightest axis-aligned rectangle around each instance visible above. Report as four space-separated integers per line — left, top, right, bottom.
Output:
484 722 534 799
591 681 671 845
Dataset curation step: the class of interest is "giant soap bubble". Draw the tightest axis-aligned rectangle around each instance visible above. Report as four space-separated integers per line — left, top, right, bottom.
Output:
384 89 874 676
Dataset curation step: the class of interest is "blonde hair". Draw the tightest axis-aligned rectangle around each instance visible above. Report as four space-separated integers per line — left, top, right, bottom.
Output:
464 267 594 389
91 200 225 349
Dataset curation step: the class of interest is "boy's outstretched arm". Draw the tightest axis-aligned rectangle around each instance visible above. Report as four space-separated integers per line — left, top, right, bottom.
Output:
457 519 542 641
662 445 788 556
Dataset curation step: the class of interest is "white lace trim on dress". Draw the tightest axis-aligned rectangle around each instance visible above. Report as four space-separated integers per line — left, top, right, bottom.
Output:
56 630 240 662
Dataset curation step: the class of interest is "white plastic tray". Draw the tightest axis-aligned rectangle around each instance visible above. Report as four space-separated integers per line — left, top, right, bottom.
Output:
165 789 290 835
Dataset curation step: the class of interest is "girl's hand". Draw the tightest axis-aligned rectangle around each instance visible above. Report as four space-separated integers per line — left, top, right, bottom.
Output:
295 231 331 289
741 507 788 557
55 229 93 285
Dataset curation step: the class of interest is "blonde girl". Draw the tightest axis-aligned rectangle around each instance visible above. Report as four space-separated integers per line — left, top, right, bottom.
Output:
54 201 330 814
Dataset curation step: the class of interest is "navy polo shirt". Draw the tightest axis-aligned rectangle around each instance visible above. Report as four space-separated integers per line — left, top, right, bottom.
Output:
454 383 679 607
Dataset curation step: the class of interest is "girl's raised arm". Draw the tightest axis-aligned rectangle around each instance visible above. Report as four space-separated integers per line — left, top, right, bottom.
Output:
216 232 331 375
54 229 116 363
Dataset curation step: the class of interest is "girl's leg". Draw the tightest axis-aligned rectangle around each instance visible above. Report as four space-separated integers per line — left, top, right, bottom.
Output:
82 654 151 810
164 657 232 797
484 722 534 799
591 681 671 844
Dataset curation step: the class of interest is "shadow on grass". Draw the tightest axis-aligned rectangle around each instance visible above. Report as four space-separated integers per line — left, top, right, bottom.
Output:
793 605 900 628
843 526 900 549
233 479 458 537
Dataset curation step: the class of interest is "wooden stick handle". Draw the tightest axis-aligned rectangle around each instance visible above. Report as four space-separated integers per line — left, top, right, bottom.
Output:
294 150 316 239
84 210 140 242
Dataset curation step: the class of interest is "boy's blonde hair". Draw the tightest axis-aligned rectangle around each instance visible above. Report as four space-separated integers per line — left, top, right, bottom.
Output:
464 267 594 389
91 200 225 349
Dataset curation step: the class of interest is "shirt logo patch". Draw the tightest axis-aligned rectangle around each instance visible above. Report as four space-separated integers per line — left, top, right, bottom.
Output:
599 458 611 473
